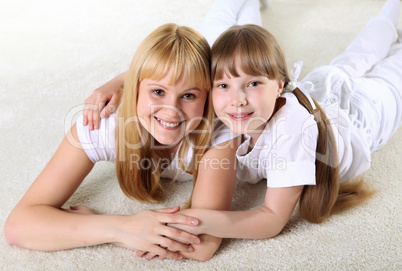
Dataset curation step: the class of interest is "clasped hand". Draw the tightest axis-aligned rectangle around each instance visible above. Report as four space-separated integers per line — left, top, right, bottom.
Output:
63 205 200 260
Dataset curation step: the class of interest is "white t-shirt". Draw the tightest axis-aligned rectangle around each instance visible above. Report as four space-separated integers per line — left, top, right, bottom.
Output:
236 93 318 187
76 113 232 182
235 92 370 188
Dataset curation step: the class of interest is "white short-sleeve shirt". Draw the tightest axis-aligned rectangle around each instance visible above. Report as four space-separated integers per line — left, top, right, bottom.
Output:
235 90 371 188
76 113 233 182
235 93 319 188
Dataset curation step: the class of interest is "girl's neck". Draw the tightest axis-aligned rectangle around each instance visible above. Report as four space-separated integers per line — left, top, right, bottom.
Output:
154 141 181 158
248 129 264 147
247 123 267 153
167 143 180 156
247 97 287 149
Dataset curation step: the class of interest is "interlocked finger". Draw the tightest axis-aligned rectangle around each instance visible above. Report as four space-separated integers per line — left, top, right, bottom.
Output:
139 245 183 261
159 224 200 245
157 234 194 254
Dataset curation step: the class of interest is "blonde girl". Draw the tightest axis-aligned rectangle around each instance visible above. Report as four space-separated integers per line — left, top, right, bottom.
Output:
4 22 239 262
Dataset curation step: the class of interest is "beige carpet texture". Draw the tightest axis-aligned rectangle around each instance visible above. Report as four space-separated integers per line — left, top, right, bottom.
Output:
1 0 401 270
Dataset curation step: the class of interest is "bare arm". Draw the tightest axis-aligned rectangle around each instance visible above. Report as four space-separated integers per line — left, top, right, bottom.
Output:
4 124 97 249
4 124 200 260
177 138 239 261
178 185 303 239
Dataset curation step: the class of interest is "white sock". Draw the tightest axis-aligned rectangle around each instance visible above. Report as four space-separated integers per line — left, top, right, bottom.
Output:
379 0 400 27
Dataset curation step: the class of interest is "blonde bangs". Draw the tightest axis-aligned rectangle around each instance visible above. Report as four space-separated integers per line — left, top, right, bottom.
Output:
212 24 288 82
138 25 211 92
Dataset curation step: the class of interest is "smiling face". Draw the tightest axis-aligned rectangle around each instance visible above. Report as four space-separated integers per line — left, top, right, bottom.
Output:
212 65 283 143
137 70 208 148
210 25 290 145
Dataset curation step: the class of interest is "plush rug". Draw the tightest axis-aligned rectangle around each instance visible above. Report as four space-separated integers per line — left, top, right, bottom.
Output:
1 0 401 270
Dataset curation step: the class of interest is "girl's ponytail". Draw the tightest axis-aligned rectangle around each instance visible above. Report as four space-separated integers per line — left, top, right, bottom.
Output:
292 88 375 223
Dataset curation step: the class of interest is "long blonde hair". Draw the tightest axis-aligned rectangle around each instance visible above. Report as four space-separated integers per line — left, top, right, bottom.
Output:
116 23 214 203
211 24 374 223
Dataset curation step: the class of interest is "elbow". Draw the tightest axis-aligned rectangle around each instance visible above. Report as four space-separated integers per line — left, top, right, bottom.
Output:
188 250 215 262
184 235 220 262
4 210 28 248
266 226 284 239
263 221 288 239
183 245 217 262
254 226 283 240
4 216 20 247
266 219 287 238
258 207 289 239
194 249 216 262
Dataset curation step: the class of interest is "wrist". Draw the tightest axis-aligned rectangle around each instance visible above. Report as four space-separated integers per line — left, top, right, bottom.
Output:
98 214 126 244
187 209 212 235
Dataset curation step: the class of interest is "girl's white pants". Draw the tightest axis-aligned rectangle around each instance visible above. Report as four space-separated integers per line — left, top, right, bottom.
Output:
303 16 402 155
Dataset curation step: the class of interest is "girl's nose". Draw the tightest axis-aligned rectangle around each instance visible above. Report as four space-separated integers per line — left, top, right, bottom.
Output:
230 89 247 107
161 105 181 118
157 98 183 119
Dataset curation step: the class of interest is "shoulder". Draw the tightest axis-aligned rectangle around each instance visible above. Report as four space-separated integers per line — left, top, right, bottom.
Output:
278 93 316 125
263 93 317 142
75 112 118 163
258 94 318 187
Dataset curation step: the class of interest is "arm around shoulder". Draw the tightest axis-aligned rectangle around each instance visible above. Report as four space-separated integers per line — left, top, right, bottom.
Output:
83 72 126 130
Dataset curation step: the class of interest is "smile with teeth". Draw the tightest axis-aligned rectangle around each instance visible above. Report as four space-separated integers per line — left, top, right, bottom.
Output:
155 117 183 127
229 112 253 118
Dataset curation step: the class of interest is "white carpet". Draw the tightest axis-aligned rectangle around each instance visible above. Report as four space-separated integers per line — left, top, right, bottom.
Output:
1 0 401 270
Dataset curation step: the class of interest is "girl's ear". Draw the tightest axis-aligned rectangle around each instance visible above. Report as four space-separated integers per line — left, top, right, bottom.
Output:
277 80 285 95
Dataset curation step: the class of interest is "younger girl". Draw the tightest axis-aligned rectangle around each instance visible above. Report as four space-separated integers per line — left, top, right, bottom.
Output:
174 0 402 238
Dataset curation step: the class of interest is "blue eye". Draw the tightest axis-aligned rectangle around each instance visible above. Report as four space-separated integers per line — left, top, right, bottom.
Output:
248 82 260 87
218 84 228 89
153 89 164 96
183 93 196 100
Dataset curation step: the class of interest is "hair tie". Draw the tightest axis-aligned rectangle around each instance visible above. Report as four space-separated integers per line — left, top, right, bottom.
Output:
284 61 317 110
